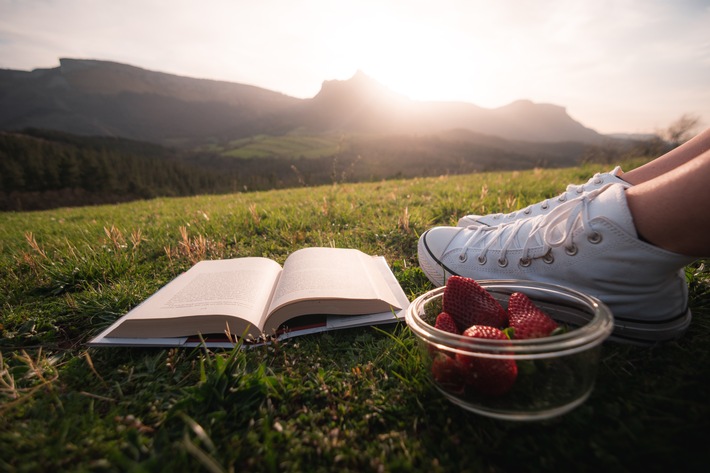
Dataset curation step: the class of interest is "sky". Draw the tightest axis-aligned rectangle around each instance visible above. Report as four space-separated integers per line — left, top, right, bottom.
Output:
1 0 709 135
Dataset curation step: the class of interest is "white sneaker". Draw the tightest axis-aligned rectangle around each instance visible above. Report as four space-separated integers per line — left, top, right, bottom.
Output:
419 183 695 344
457 166 630 227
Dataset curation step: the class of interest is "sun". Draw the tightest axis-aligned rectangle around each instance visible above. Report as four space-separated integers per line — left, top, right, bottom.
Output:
329 11 493 105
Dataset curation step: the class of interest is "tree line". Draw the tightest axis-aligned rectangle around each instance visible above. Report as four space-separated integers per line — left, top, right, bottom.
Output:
0 130 230 211
0 129 577 211
2 126 673 212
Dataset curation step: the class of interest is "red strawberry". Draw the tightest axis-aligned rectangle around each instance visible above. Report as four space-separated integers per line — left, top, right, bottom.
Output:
443 276 508 330
431 353 465 394
507 292 559 339
434 311 460 335
457 325 517 396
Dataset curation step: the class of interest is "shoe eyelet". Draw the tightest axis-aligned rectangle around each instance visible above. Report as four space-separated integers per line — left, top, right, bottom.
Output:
458 253 468 263
541 203 549 210
523 208 531 215
519 257 531 267
542 252 554 264
576 188 584 194
588 232 602 244
565 244 578 256
558 195 567 202
498 257 508 268
477 255 487 265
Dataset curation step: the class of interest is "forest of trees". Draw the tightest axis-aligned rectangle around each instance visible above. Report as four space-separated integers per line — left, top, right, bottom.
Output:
0 130 232 211
0 129 579 211
1 126 669 211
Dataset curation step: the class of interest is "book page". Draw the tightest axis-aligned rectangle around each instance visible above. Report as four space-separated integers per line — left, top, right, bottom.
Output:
103 257 282 338
262 248 404 333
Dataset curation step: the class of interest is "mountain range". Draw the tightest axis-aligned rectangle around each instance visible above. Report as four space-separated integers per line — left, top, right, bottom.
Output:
0 58 607 146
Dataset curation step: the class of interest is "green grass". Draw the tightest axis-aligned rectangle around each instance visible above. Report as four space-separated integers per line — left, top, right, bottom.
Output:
201 134 345 159
1 162 708 472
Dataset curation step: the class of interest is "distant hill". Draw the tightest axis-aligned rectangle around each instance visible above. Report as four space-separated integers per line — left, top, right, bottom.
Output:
0 58 607 146
0 59 299 146
295 71 604 143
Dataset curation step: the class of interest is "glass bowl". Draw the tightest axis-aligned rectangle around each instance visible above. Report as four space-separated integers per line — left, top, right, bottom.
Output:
405 280 614 421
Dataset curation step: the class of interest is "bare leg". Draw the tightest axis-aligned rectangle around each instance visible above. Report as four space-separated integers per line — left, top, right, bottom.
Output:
623 127 710 185
626 147 710 257
456 129 710 229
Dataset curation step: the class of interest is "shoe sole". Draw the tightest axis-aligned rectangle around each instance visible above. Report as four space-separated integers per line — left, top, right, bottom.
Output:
608 308 692 345
417 229 693 345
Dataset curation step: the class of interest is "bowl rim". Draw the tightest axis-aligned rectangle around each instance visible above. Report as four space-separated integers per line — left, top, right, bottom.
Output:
405 279 614 358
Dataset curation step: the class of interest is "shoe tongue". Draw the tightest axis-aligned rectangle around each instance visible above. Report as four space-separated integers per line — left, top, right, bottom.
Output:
588 183 637 237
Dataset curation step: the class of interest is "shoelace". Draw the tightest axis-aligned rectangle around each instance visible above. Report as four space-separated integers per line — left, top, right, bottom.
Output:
461 186 606 266
487 172 607 221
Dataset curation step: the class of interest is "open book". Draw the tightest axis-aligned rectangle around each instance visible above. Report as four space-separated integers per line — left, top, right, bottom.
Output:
89 247 409 347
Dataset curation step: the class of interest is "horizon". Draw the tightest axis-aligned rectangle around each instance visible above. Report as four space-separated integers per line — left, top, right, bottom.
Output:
1 0 709 135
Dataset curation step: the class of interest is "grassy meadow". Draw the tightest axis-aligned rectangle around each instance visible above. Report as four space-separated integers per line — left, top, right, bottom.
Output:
205 134 345 159
1 162 708 472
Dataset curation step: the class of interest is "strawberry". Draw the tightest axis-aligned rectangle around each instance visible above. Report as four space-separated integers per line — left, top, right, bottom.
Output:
457 325 517 396
507 292 559 339
443 276 508 330
434 311 460 335
431 353 465 394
